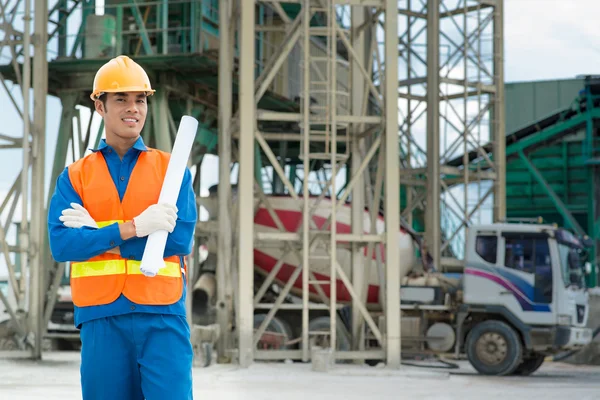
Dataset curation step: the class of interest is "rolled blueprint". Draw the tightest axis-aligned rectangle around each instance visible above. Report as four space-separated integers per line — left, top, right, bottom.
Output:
140 115 199 277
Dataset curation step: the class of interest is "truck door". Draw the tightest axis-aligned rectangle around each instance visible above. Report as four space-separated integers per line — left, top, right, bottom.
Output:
499 232 555 324
554 232 589 328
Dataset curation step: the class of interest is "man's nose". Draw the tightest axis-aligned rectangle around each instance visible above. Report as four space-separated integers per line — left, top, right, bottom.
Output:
125 100 139 113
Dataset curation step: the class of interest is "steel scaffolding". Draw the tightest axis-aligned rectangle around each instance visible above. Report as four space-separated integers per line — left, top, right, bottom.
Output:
0 0 505 367
211 0 504 366
0 0 47 359
399 0 505 270
225 0 400 366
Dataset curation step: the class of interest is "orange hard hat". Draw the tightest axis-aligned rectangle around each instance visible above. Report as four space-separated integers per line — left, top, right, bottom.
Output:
90 55 155 101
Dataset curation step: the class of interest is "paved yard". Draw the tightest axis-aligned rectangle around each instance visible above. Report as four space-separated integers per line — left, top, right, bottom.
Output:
0 352 598 400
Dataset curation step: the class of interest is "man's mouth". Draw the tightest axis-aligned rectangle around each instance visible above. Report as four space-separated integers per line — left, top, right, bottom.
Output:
122 117 139 125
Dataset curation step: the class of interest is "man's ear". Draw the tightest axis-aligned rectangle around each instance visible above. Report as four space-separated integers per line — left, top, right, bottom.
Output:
94 99 105 116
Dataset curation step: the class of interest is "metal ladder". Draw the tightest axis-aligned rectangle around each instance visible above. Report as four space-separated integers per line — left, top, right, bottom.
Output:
298 0 350 361
300 0 349 163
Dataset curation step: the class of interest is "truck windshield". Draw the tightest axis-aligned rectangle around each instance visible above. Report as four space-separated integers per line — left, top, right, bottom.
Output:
557 243 585 288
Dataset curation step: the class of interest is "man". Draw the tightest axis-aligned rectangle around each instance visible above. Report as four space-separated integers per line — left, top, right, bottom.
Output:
47 55 197 400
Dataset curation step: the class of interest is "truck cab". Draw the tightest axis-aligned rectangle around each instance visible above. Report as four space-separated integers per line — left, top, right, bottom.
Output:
459 222 593 375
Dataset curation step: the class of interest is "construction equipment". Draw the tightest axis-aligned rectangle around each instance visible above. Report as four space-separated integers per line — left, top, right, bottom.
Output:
2 193 591 376
194 192 593 376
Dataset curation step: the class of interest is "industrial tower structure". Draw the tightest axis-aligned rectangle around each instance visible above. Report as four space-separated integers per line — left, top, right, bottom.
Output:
0 0 505 366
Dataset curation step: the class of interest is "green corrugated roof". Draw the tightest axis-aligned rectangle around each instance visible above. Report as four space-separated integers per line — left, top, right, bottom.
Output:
505 78 584 134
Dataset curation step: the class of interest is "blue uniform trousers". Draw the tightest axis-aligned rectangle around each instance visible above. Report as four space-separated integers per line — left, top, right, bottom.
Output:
80 313 194 400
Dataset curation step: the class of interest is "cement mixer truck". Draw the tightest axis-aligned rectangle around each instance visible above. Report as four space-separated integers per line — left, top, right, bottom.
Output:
194 191 593 376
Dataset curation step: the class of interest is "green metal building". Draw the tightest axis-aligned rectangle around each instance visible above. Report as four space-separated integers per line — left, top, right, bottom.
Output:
503 76 600 286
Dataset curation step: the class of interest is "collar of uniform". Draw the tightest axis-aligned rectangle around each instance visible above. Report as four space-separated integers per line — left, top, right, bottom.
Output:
90 136 149 153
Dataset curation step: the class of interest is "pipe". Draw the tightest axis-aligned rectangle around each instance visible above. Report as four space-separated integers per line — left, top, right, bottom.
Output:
192 272 217 314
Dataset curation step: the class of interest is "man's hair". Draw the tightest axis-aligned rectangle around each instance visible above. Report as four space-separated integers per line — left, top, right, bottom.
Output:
97 94 108 112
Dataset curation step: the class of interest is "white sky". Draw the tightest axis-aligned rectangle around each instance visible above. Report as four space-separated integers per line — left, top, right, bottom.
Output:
504 0 600 82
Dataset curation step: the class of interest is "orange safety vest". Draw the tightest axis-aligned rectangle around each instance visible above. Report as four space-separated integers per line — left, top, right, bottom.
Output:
67 148 184 308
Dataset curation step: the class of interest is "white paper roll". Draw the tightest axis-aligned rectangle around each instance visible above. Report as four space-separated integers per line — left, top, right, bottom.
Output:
140 115 199 277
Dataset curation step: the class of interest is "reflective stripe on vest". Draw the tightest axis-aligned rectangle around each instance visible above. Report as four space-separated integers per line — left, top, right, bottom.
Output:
71 259 125 278
71 260 181 278
96 220 124 228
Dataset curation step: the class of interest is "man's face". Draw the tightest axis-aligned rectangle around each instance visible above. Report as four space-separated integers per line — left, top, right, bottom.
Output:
95 91 148 141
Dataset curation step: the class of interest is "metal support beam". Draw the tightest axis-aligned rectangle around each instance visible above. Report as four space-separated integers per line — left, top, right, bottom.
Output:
21 0 33 322
384 0 401 368
300 0 311 363
30 0 49 360
217 0 234 363
426 0 440 270
237 0 255 368
585 84 598 287
493 0 506 221
152 87 172 151
351 5 367 354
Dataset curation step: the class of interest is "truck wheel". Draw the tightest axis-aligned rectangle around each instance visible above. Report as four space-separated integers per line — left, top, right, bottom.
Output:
253 314 294 350
308 316 351 352
512 354 545 376
465 320 522 376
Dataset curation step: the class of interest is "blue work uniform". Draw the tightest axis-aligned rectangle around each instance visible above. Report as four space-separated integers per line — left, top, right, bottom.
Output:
47 136 197 400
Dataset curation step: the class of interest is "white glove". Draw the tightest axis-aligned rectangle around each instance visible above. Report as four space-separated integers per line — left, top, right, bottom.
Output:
59 203 98 229
132 203 178 237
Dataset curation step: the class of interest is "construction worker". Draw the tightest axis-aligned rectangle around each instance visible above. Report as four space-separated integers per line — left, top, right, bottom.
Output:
47 55 197 400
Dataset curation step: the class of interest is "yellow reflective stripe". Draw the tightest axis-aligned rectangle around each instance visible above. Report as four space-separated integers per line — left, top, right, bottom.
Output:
71 259 181 278
71 260 126 278
97 220 125 228
127 261 181 277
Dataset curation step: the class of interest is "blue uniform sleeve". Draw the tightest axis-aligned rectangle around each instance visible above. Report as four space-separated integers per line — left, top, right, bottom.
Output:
118 168 197 259
47 168 125 263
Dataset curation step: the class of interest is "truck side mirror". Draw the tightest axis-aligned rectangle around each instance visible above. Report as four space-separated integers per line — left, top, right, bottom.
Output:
568 252 579 269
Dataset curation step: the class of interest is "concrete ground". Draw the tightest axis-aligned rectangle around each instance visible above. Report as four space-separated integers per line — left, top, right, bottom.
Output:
0 352 599 399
